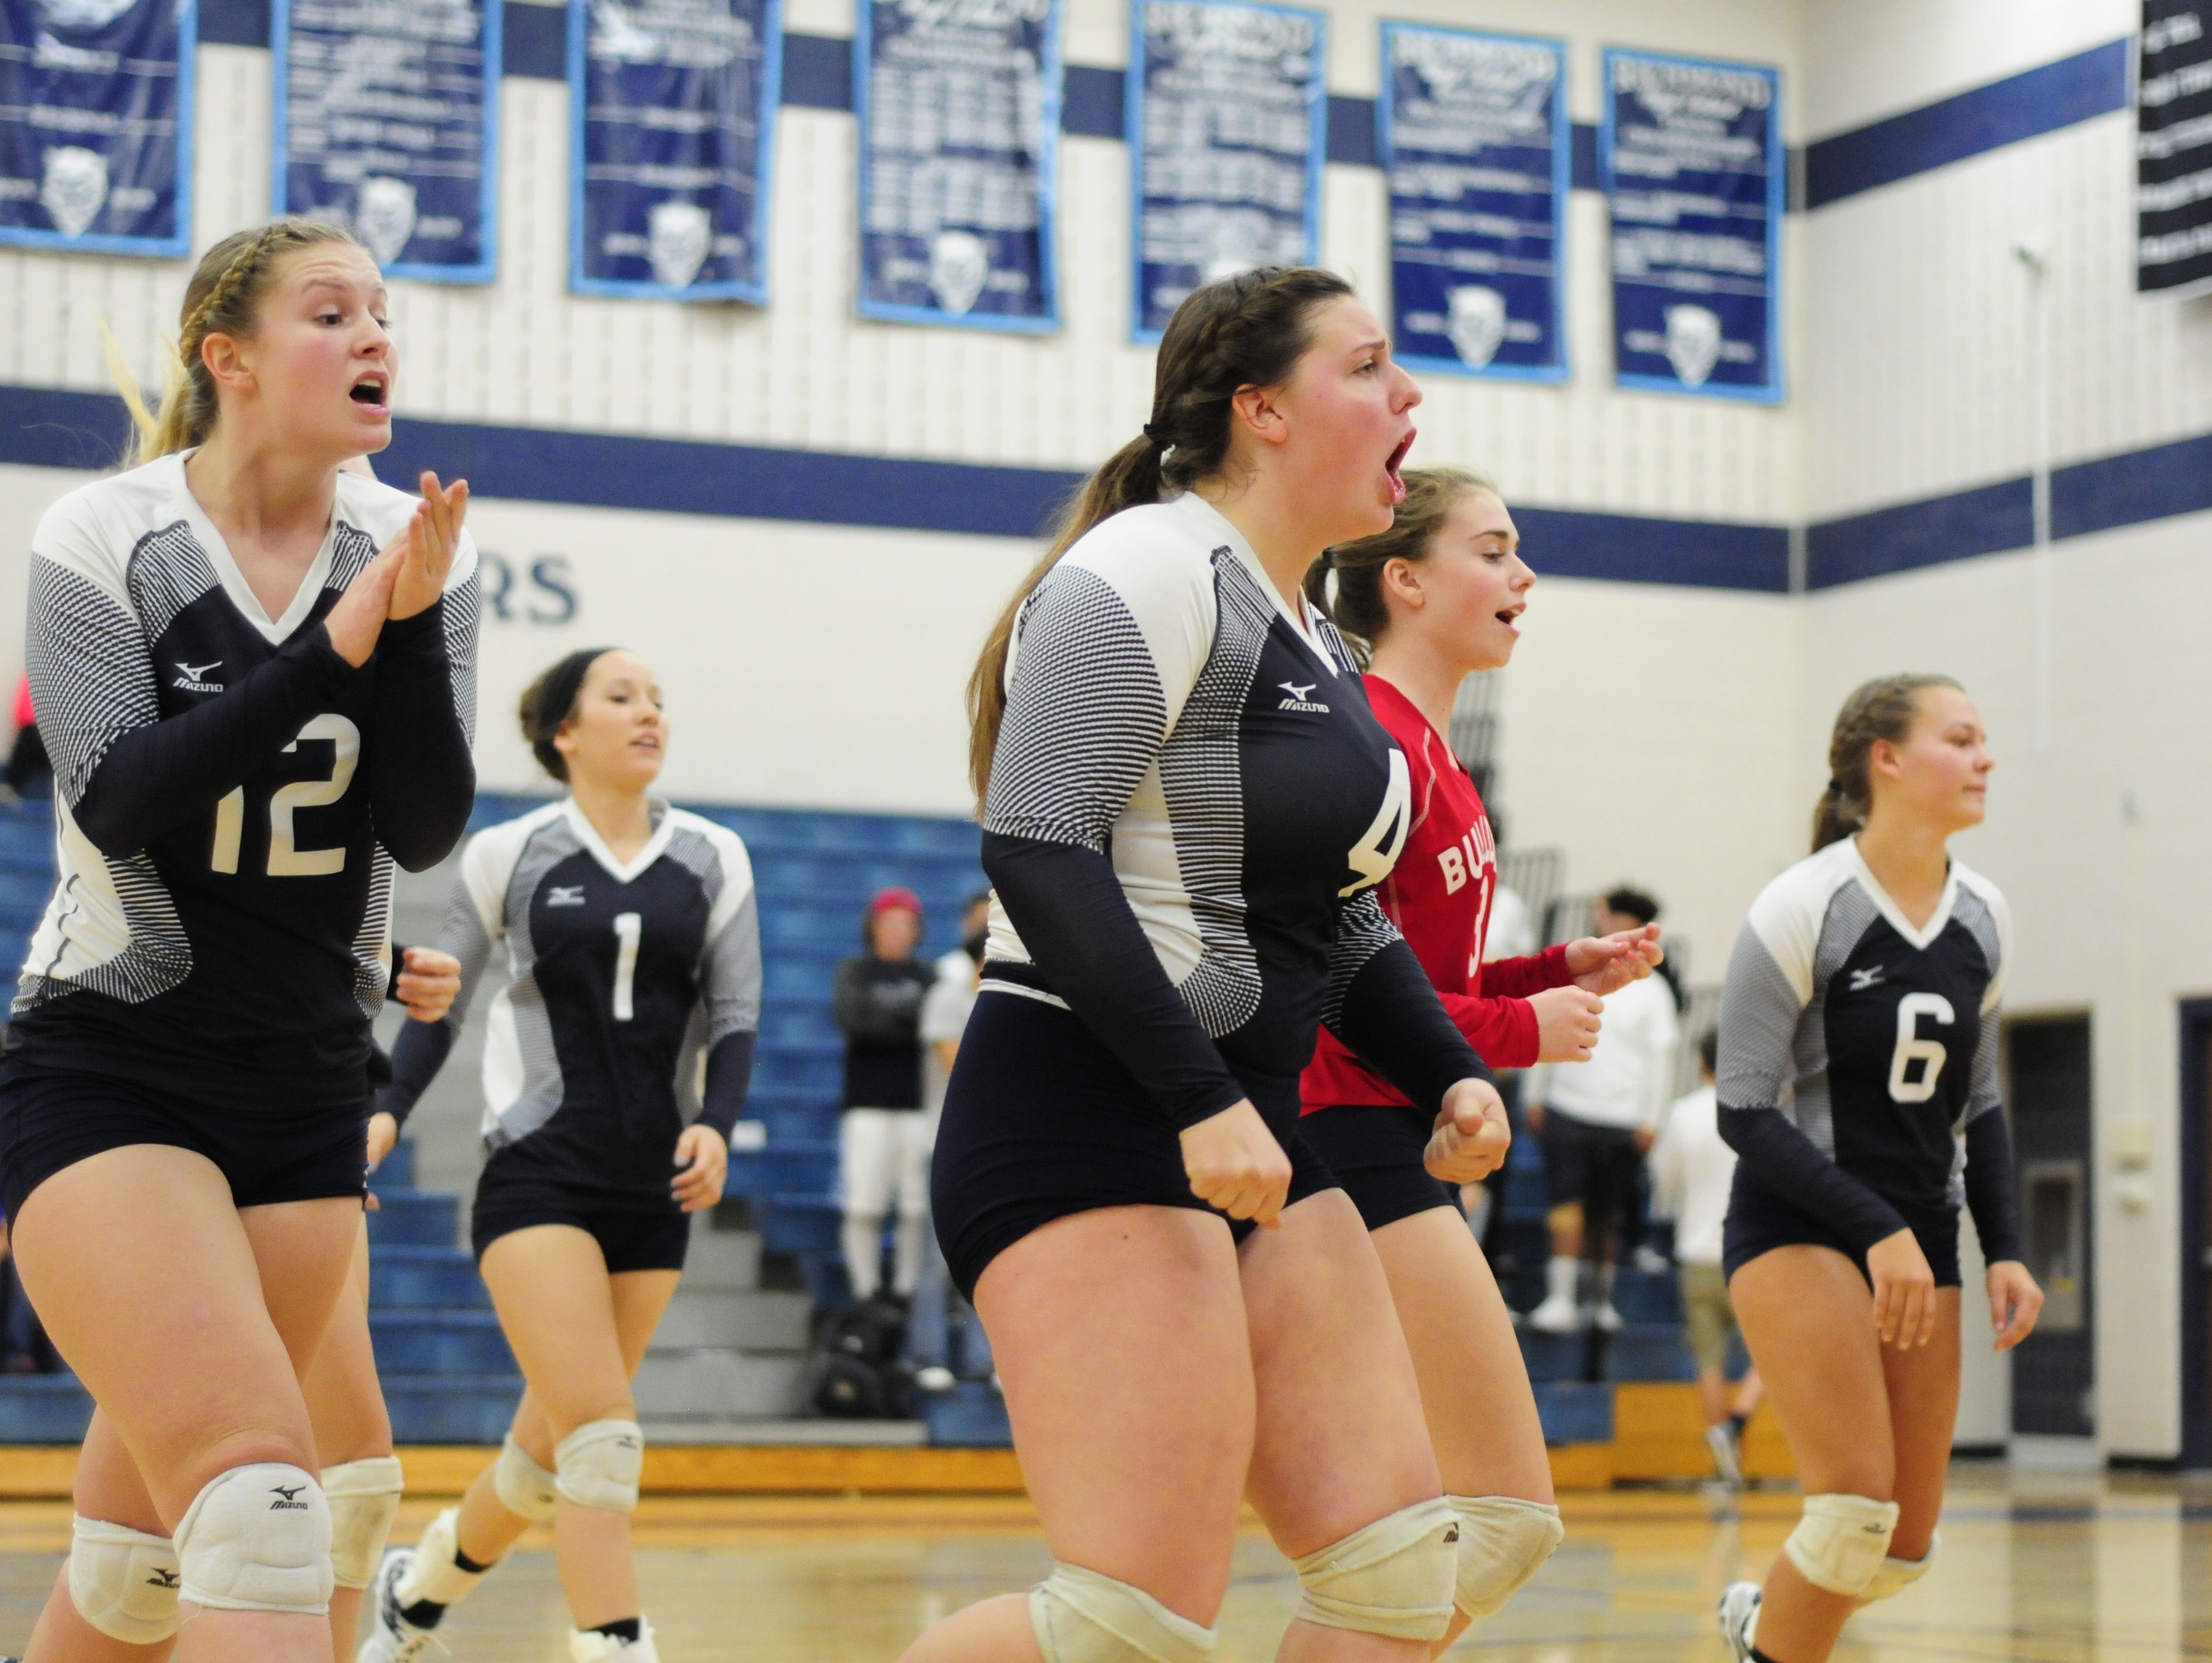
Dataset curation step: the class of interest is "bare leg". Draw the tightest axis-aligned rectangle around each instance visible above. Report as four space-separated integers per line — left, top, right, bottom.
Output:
478 1227 678 1633
14 1149 358 1663
23 1412 175 1663
304 1225 391 1658
898 1206 1254 1663
1730 1247 1895 1662
1368 1206 1554 1653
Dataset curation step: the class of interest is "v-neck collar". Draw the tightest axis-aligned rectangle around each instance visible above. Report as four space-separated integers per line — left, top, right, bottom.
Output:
1170 493 1340 677
1843 837 1957 951
167 451 342 645
562 796 673 884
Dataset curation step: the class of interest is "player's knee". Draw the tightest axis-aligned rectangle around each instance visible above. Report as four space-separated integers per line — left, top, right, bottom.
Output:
1444 1495 1564 1619
1289 1497 1461 1642
1860 1529 1939 1602
495 1432 560 1522
321 1456 404 1589
1029 1561 1218 1663
1784 1493 1901 1597
552 1418 644 1512
172 1462 333 1615
68 1515 182 1643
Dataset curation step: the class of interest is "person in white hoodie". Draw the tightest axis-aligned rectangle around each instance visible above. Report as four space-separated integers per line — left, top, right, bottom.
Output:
1651 1029 1765 1485
1526 888 1680 1331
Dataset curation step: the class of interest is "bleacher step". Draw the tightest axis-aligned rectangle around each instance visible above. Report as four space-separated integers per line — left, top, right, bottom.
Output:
368 1310 515 1373
370 1247 492 1310
648 1288 811 1352
634 1350 809 1418
381 1373 528 1443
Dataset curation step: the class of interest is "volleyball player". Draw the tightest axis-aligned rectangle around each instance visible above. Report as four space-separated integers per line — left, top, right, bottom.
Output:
1297 467 1662 1652
1712 675 2043 1663
359 648 761 1663
0 216 477 1663
911 267 1511 1663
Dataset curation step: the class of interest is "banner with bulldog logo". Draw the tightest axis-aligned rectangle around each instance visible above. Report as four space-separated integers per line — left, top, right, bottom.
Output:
2140 1 2212 297
572 0 782 302
854 0 1062 333
1379 23 1568 383
1601 47 1782 402
1129 0 1324 343
273 0 500 283
0 0 194 256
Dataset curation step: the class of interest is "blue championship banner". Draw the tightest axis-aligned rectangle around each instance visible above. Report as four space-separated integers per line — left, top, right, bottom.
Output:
273 0 501 284
571 0 783 302
1128 0 1324 343
2140 1 2212 297
1601 48 1782 402
0 0 194 256
854 0 1062 333
1379 23 1567 382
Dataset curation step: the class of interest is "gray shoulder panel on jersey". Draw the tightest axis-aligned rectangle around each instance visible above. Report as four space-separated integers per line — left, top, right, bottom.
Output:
663 812 763 1046
467 803 578 1147
1949 862 2010 1012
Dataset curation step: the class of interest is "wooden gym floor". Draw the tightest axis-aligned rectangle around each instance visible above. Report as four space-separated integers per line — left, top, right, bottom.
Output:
0 1463 2206 1659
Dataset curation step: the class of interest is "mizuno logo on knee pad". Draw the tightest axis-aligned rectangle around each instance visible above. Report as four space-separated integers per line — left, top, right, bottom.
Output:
1783 1493 1900 1597
1444 1495 1564 1619
173 1463 333 1616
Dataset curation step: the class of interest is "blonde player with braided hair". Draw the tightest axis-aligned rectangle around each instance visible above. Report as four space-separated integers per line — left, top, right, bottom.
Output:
1713 674 2043 1663
0 217 478 1663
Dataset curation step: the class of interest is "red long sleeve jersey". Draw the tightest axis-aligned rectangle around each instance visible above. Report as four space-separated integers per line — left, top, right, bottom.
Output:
1300 676 1571 1113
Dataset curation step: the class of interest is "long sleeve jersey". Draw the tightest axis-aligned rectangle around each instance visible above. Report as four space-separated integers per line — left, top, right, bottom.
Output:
977 493 1490 1129
11 454 477 1111
832 953 934 1110
1300 674 1570 1111
380 800 761 1199
1714 837 2022 1263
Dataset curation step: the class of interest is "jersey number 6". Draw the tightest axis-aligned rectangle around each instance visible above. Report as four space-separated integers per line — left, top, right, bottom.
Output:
210 714 361 878
1887 991 1954 1104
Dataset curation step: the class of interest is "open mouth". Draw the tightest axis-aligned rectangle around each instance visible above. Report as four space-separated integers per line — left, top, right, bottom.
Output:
1496 604 1525 631
349 373 389 412
1385 430 1415 502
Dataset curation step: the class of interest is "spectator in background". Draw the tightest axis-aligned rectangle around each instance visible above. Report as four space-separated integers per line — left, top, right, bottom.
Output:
1526 886 1681 1331
0 672 47 808
909 892 994 1391
833 888 937 1303
1650 1029 1764 1488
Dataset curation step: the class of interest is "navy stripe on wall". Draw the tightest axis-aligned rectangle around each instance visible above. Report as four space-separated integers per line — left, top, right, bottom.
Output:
1805 40 2131 208
1805 479 2032 589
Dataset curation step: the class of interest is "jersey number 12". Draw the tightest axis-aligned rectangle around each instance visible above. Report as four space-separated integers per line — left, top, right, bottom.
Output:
210 715 360 878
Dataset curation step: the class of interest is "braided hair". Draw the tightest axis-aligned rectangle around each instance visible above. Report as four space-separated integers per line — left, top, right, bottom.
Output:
111 218 366 467
1811 673 1965 852
965 265 1356 805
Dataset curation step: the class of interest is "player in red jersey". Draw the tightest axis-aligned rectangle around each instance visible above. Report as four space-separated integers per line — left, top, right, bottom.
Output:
1300 467 1662 1652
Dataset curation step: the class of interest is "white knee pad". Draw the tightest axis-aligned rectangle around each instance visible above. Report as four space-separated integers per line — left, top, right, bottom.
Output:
1289 1497 1460 1642
1860 1530 1939 1602
554 1420 644 1512
495 1434 560 1522
322 1456 404 1589
1028 1562 1218 1663
1783 1493 1900 1598
68 1515 181 1643
1445 1495 1564 1619
173 1462 333 1616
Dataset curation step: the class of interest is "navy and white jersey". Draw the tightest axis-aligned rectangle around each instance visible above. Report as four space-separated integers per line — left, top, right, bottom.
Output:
978 491 1483 1129
11 453 478 1111
1716 837 2015 1247
384 799 761 1204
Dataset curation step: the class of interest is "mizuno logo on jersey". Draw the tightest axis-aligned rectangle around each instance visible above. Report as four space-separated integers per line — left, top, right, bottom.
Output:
172 660 224 693
547 885 587 907
1277 680 1330 714
1849 966 1887 991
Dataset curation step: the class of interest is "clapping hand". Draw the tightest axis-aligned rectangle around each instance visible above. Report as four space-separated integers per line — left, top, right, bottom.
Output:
389 471 470 621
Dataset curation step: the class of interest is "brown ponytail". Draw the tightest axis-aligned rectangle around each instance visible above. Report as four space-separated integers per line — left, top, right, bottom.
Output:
965 265 1357 808
1812 673 1965 852
106 218 366 467
1303 465 1497 667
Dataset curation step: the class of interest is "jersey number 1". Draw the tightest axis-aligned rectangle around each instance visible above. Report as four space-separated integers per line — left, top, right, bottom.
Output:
210 715 361 878
1887 991 1954 1104
612 913 642 1022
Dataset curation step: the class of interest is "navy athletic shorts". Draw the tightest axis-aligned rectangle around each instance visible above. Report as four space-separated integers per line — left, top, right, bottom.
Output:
931 987 1340 1300
1296 1101 1459 1233
1721 1168 1962 1289
0 1052 367 1220
471 1157 691 1274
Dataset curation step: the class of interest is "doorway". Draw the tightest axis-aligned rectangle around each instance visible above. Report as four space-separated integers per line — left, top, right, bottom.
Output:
2180 1000 2212 1468
2005 1015 2094 1439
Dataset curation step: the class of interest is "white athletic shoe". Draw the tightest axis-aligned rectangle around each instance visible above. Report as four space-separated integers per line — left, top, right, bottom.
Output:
1525 1292 1580 1333
1717 1579 1762 1662
569 1617 660 1661
913 1364 957 1393
1705 1423 1746 1490
1588 1300 1624 1333
357 1548 446 1663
